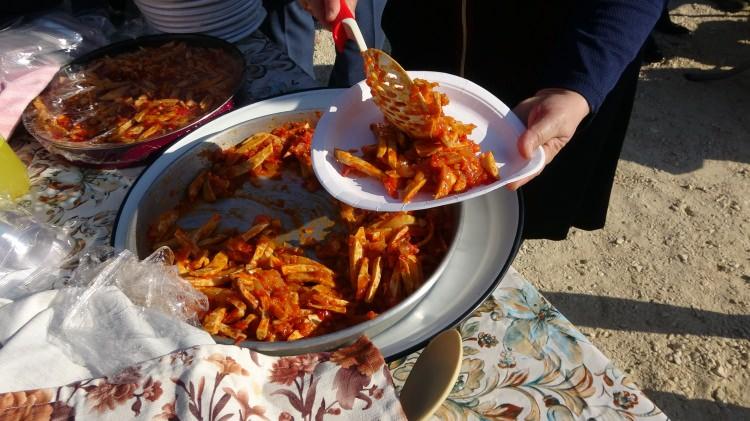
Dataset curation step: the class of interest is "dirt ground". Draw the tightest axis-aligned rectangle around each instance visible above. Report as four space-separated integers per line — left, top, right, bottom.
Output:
313 2 749 419
514 2 749 419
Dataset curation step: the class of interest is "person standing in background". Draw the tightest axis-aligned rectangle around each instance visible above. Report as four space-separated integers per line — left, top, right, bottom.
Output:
643 1 691 63
261 0 385 87
267 0 665 241
382 0 665 240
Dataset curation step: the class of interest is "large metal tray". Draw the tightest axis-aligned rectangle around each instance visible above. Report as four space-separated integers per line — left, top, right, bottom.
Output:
113 89 522 359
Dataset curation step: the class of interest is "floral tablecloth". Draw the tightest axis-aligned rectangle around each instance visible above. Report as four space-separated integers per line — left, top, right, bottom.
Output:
7 30 669 421
0 338 406 421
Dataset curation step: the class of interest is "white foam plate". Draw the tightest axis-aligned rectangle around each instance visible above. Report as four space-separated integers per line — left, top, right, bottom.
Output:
312 71 545 211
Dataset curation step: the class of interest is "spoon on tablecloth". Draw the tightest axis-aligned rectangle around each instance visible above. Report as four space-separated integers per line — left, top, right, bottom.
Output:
398 329 463 420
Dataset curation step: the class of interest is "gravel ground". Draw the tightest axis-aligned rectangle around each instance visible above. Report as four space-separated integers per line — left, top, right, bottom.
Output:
313 2 749 419
517 2 750 419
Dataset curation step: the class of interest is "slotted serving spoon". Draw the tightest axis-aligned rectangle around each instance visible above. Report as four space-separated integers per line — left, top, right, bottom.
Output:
331 0 435 139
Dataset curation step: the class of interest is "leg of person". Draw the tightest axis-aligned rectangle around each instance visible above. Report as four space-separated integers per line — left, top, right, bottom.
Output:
328 0 387 87
520 55 642 240
520 137 591 240
571 56 641 231
260 0 316 77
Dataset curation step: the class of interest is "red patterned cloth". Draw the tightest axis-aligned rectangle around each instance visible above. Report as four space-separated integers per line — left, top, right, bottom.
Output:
0 337 405 421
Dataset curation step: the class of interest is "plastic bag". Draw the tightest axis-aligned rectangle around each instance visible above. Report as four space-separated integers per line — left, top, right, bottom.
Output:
109 16 159 41
47 246 210 377
62 246 208 326
0 198 211 376
0 12 109 84
0 12 110 138
0 199 77 300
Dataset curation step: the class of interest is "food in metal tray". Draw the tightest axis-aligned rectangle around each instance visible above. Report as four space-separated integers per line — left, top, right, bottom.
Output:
148 122 454 342
28 42 241 144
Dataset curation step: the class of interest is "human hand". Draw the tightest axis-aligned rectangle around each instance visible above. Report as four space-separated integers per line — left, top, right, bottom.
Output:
506 88 590 190
299 0 358 25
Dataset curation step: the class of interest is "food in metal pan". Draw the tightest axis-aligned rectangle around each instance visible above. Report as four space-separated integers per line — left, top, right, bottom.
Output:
28 41 241 144
148 122 454 342
335 67 500 202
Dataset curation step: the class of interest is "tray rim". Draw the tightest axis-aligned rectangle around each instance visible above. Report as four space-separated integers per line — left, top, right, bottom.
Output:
383 191 523 361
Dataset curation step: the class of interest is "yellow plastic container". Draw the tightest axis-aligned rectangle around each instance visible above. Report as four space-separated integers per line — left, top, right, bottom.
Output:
0 137 30 199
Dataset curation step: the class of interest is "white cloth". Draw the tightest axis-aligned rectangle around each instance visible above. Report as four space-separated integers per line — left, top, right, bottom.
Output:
0 287 214 393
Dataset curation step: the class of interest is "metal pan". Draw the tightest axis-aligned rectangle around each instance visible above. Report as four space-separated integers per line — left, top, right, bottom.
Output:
113 89 523 358
22 34 245 168
114 105 461 355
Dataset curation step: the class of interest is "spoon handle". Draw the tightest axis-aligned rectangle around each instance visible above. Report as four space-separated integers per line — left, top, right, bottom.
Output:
331 0 368 53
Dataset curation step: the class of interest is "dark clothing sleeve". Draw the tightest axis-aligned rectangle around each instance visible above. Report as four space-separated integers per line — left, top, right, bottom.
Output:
538 0 665 112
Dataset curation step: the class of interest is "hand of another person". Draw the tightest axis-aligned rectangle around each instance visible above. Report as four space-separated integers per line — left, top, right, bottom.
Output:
507 88 590 190
299 0 358 25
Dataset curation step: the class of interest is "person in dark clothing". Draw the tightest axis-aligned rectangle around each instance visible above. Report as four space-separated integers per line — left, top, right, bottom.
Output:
261 0 386 87
382 0 665 240
643 2 691 64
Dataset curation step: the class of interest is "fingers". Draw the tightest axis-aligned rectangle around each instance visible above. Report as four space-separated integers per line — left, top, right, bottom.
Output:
511 97 535 123
325 0 341 21
507 89 590 189
517 104 558 159
304 0 356 25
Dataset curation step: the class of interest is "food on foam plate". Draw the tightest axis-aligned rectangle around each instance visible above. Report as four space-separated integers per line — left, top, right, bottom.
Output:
334 53 499 203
